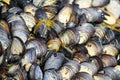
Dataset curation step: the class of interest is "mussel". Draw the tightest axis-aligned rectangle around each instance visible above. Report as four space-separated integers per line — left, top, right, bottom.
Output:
59 60 80 80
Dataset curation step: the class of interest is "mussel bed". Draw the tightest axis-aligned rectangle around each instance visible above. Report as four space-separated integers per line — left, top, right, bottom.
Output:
0 0 120 80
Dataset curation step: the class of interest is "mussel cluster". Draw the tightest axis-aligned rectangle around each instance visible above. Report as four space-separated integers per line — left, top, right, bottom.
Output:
0 0 120 80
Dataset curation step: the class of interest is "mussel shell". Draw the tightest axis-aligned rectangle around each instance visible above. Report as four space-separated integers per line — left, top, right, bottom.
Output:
93 73 112 80
8 7 22 15
33 19 53 39
102 28 115 44
14 68 27 80
73 51 89 63
35 8 47 19
8 15 29 43
114 65 120 79
59 28 80 45
94 24 107 40
100 67 120 80
20 12 37 31
29 63 43 80
85 37 103 56
32 0 44 7
71 72 93 80
15 0 33 9
42 0 58 7
81 8 104 22
103 44 118 56
59 60 80 80
7 64 20 76
62 0 74 4
44 52 65 70
0 20 10 36
46 29 62 51
77 23 95 44
74 0 92 8
57 4 73 24
44 69 62 80
21 48 37 66
42 6 58 19
90 56 103 71
10 37 25 56
24 4 37 16
92 0 110 7
0 52 7 65
50 20 64 34
101 54 117 67
0 26 10 50
110 37 120 51
105 0 120 19
26 38 47 58
79 62 98 75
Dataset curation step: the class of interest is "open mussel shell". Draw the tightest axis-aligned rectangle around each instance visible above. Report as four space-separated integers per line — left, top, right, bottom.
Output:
26 38 47 58
21 48 37 67
103 44 118 57
20 12 37 31
76 23 95 44
59 60 80 80
44 52 65 70
74 0 92 8
71 72 93 80
93 73 112 80
99 67 120 80
79 62 97 75
59 28 80 46
44 69 62 80
85 37 103 57
10 37 25 56
101 54 117 67
92 0 110 7
81 8 104 23
56 4 73 24
90 56 103 71
28 63 43 80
